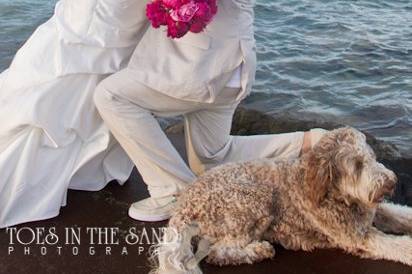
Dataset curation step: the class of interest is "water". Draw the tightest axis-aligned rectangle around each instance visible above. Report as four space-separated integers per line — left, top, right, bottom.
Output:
0 0 411 156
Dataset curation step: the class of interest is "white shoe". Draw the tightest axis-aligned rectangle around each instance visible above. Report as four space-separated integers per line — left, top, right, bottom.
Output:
310 128 328 148
128 195 177 222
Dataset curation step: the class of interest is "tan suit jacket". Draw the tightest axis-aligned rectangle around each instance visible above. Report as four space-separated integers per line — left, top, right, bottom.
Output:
128 0 256 103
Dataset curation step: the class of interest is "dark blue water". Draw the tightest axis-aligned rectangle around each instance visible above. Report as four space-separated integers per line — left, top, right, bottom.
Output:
0 0 411 156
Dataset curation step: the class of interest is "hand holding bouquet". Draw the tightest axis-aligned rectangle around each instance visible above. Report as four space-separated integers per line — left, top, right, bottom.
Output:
146 0 218 39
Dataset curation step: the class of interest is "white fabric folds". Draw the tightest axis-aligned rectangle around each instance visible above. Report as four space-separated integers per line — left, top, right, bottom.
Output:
0 0 149 228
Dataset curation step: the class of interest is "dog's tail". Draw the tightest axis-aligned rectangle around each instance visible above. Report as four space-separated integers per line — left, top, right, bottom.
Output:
149 222 210 274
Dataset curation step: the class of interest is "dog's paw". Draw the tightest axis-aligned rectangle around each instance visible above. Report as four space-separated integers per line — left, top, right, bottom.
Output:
206 240 275 266
384 235 412 266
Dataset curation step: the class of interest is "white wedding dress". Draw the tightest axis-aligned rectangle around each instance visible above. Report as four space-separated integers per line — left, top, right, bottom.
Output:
0 0 148 228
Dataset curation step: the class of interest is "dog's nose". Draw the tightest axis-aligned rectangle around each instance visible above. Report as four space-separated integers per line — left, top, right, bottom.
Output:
387 181 396 193
385 172 397 193
388 171 398 185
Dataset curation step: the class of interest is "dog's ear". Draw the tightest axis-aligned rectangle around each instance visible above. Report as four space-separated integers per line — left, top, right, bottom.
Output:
305 131 339 205
330 127 364 179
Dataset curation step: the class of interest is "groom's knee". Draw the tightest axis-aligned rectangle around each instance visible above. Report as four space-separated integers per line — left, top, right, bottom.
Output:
189 136 233 169
93 80 116 114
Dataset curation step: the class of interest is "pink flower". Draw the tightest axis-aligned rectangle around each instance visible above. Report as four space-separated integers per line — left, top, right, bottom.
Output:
170 1 199 23
166 16 190 38
162 0 181 9
146 1 167 28
190 19 206 33
194 2 212 22
209 0 218 15
146 0 218 38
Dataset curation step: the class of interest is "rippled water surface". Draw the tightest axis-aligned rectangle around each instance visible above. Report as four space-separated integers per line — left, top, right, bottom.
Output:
0 0 411 156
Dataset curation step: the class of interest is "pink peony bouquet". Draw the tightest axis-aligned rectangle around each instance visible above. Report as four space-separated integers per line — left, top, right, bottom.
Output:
146 0 218 39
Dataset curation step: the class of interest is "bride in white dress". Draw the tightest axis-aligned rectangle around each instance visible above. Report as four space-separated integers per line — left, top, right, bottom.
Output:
0 0 148 228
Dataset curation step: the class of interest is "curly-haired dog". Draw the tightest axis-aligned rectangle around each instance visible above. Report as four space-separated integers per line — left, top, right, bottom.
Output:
150 127 412 274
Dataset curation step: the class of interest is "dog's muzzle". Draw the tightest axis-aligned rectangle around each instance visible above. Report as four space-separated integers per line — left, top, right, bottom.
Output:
374 171 398 203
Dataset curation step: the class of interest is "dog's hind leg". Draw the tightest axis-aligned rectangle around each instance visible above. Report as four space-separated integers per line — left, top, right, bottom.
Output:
206 215 275 266
373 202 412 235
206 239 275 266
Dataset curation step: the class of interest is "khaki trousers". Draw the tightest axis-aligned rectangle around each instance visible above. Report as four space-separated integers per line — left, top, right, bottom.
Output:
94 69 305 198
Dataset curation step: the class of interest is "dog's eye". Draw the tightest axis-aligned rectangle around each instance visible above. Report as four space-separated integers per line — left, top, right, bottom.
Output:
367 146 377 159
355 159 363 173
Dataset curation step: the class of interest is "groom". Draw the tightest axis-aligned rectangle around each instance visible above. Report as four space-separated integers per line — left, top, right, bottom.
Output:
94 0 325 222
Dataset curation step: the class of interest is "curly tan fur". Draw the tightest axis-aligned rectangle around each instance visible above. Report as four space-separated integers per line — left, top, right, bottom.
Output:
152 127 412 274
